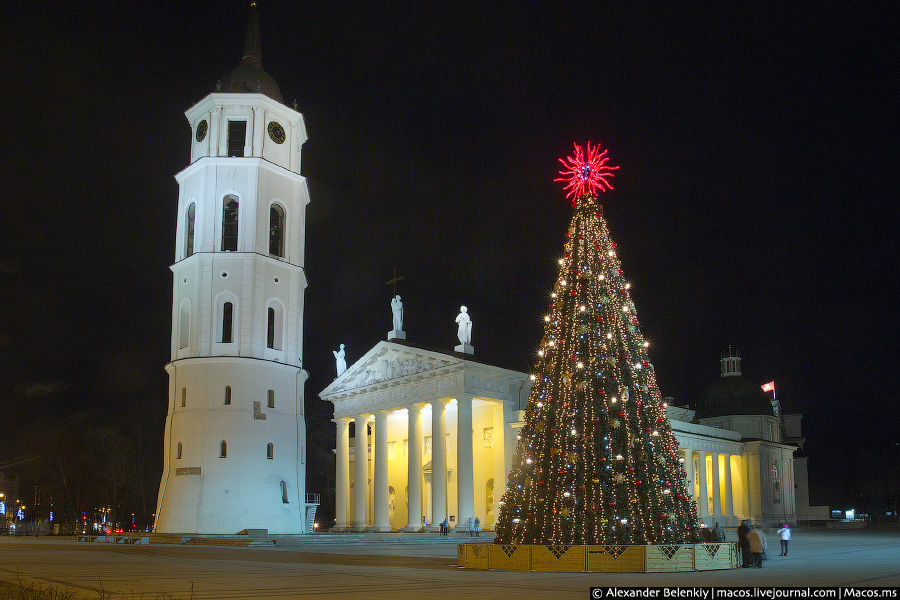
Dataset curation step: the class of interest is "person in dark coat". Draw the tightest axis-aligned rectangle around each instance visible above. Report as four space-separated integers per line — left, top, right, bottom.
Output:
737 520 752 568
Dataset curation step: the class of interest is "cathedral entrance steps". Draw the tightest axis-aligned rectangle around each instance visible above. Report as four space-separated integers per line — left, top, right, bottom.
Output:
271 531 495 546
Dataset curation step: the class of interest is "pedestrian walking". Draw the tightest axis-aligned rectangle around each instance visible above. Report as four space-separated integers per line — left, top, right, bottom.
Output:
777 523 791 556
737 520 751 567
749 525 767 568
473 516 480 537
441 518 449 536
467 516 474 537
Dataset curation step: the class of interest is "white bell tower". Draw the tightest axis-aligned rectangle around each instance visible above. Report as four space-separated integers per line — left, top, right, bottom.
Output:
155 2 312 534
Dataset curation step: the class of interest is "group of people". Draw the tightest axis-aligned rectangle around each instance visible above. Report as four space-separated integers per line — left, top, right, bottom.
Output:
435 516 481 536
736 520 792 568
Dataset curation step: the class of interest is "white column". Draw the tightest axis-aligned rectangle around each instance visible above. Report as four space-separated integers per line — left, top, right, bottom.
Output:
334 417 350 530
429 399 448 531
372 410 391 531
712 452 722 524
456 396 475 533
403 404 423 531
723 453 734 525
492 403 506 527
211 105 223 157
352 414 369 530
251 106 264 156
682 448 694 499
697 450 710 521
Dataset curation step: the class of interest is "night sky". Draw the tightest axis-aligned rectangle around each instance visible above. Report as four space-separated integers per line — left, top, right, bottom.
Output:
1 2 896 506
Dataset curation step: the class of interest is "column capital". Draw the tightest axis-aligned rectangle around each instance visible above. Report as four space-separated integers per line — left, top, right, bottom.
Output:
332 416 353 425
406 402 425 413
353 412 373 422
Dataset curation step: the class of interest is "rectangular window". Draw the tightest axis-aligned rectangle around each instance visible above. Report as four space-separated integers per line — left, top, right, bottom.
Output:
227 121 247 157
228 121 247 156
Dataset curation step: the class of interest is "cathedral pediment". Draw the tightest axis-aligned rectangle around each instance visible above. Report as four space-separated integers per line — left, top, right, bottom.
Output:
321 341 459 397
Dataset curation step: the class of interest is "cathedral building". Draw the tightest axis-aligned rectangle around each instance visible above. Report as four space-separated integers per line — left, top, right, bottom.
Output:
321 341 810 531
154 3 315 534
674 348 801 527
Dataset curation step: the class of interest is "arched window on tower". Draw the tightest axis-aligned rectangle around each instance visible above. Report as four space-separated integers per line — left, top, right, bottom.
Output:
280 480 289 503
178 299 191 350
219 440 227 458
269 204 285 257
266 302 283 350
224 386 232 405
221 302 234 343
214 292 238 349
267 443 274 459
221 195 239 251
176 442 182 460
267 389 275 408
184 203 195 258
181 388 186 408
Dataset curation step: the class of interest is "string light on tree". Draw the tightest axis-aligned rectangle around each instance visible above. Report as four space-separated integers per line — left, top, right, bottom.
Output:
494 142 701 545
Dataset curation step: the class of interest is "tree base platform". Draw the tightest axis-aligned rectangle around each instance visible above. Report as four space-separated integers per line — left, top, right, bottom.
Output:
457 542 740 572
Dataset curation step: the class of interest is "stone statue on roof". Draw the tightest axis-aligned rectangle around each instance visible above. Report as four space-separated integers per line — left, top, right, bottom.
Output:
332 344 346 378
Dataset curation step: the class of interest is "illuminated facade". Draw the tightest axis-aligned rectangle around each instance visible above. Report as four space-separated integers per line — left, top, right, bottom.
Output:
320 341 531 532
322 345 802 531
154 3 314 534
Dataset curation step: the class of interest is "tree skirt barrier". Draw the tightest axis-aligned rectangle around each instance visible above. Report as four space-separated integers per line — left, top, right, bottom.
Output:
457 542 739 572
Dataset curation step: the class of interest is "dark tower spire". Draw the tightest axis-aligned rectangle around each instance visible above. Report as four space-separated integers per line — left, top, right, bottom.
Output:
243 1 262 65
215 0 284 102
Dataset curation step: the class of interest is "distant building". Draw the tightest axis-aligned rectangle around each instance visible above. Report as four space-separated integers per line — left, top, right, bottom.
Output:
0 471 18 504
673 348 803 526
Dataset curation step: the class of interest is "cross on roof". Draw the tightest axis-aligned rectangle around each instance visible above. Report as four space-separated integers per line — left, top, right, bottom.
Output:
385 267 405 296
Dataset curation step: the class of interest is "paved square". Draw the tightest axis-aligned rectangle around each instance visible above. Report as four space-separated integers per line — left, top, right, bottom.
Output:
1 528 898 599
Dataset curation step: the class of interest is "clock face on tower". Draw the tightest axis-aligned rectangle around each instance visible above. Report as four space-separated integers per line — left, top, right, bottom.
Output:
195 120 208 142
267 121 286 144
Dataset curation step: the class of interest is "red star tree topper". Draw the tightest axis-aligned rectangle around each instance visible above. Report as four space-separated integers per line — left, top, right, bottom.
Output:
554 141 619 203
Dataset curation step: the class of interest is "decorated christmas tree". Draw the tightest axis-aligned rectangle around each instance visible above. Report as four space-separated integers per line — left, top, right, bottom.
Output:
494 142 701 545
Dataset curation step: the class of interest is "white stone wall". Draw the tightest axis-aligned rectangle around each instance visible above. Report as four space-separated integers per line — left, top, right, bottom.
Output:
155 359 307 533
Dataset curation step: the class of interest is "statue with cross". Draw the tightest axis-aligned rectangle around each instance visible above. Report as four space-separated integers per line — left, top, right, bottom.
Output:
386 268 406 341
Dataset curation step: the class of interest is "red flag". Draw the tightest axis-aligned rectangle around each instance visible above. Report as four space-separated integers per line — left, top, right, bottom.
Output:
761 381 775 393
